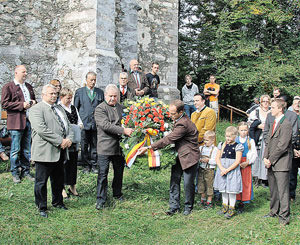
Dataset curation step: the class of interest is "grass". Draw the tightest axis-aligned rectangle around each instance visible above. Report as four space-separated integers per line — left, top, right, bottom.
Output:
0 120 300 244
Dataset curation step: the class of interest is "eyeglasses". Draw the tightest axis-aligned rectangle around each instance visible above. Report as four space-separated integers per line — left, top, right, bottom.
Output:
120 78 127 80
262 100 269 103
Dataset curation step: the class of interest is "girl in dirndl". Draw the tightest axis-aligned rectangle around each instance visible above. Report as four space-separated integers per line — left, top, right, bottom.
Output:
236 122 258 213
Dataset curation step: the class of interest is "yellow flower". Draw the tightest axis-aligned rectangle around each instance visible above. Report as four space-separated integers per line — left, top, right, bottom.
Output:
149 98 154 102
121 119 124 125
151 102 156 106
136 103 141 107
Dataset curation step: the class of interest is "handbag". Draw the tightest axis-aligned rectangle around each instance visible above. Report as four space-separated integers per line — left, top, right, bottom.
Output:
71 124 81 143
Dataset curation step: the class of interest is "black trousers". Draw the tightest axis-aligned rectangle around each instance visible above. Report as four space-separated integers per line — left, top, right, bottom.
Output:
34 154 65 211
169 158 198 211
96 154 125 205
64 150 78 185
81 129 97 168
289 157 300 199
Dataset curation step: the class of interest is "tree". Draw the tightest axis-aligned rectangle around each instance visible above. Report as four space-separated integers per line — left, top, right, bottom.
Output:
179 0 300 111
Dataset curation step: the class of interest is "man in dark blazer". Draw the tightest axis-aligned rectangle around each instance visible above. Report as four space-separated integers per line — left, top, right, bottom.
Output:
74 72 104 173
94 84 134 209
263 98 292 225
139 100 200 215
127 59 149 97
118 72 133 104
1 65 36 183
29 84 74 218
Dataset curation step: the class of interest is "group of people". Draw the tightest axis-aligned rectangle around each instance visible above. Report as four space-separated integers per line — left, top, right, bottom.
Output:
1 64 299 226
0 60 160 218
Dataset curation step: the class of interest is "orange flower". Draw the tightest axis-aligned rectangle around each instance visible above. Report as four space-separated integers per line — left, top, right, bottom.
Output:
159 114 164 119
148 114 154 118
145 109 150 114
139 122 144 128
153 111 159 117
146 103 151 107
154 117 160 122
140 117 146 121
160 126 165 132
134 121 138 126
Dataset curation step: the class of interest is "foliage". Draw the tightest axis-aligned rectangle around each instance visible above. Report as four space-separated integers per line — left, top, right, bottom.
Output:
120 97 176 170
179 0 300 110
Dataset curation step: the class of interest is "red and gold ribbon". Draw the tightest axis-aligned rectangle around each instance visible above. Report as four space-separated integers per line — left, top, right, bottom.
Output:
126 128 160 168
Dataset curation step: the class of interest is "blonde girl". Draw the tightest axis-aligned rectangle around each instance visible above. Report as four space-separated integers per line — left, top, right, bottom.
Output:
213 126 243 219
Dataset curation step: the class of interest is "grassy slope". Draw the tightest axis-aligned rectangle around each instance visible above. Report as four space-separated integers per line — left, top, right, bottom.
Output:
0 121 300 244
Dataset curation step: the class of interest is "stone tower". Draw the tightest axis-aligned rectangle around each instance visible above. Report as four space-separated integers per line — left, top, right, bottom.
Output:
0 0 179 101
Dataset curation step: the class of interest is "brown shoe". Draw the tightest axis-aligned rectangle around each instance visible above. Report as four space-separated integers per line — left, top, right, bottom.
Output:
0 152 9 161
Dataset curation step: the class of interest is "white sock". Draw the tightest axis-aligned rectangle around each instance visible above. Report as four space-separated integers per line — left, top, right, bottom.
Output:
222 193 229 205
229 193 236 207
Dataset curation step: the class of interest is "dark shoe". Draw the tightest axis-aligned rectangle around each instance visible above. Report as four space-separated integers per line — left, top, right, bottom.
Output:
39 210 48 218
53 204 68 210
236 202 244 214
199 200 206 208
165 208 179 216
218 204 228 215
91 167 98 174
23 174 35 182
224 206 236 219
114 195 124 202
183 209 192 216
263 213 277 218
12 175 21 183
96 202 105 210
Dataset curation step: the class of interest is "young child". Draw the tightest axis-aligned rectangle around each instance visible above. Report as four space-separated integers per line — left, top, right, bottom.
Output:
198 130 218 209
213 126 243 219
236 122 258 212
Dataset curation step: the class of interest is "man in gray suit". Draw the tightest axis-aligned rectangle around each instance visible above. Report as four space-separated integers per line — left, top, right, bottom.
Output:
74 72 104 173
29 84 74 218
263 98 292 225
94 84 134 210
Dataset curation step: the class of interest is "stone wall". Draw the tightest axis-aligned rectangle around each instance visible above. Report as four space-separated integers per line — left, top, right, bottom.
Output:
0 0 179 101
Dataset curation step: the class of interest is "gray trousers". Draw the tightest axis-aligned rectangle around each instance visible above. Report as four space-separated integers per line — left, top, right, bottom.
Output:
268 168 290 223
169 158 198 211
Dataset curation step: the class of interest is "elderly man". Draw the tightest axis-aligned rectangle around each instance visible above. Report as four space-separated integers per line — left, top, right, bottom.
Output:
29 84 74 218
118 72 133 104
74 72 104 173
139 100 200 216
191 93 216 145
1 65 36 183
263 98 292 225
127 59 149 97
94 84 134 210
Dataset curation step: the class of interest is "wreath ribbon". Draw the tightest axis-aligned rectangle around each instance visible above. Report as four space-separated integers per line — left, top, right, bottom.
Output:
126 128 160 169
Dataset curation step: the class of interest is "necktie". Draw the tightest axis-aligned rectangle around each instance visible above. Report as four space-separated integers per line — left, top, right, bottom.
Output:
52 106 66 137
122 87 125 95
271 121 276 135
134 73 140 89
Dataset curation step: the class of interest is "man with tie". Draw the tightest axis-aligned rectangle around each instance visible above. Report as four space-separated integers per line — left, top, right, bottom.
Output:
29 84 74 218
118 72 133 104
74 72 104 173
127 59 149 97
1 65 36 183
263 98 292 225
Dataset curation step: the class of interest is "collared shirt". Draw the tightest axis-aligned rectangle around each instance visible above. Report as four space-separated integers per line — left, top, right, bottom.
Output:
14 79 31 117
131 70 141 89
43 101 68 131
86 86 96 101
273 114 284 133
120 85 127 95
175 113 184 123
